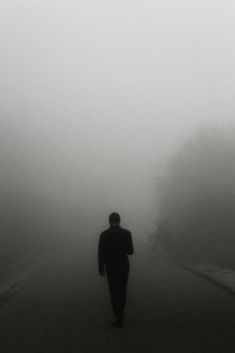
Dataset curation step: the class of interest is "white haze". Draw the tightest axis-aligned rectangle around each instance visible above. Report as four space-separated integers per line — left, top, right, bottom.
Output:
0 0 234 243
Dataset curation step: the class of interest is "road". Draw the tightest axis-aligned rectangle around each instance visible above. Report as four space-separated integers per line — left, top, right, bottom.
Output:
0 249 235 353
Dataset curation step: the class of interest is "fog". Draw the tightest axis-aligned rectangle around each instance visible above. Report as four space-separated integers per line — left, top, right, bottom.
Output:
0 1 234 265
156 126 235 265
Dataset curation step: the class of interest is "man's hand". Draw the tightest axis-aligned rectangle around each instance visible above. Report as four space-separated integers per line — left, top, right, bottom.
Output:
99 270 105 277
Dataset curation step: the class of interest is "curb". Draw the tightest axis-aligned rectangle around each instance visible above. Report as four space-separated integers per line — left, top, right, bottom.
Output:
169 259 235 296
0 262 45 300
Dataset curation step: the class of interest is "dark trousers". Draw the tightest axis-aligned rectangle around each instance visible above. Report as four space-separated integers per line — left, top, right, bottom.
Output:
106 266 129 321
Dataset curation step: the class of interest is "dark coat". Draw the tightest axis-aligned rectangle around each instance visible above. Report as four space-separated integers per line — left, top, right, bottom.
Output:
98 225 134 275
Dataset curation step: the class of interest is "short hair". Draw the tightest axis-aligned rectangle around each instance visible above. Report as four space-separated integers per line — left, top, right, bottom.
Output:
109 212 121 224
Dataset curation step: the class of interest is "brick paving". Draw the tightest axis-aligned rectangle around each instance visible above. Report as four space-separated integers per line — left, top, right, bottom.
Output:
0 250 235 353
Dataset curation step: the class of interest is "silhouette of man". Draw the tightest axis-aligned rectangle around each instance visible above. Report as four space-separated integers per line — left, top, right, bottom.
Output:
98 212 134 327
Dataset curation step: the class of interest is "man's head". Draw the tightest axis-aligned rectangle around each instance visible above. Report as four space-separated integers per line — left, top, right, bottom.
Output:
109 212 121 226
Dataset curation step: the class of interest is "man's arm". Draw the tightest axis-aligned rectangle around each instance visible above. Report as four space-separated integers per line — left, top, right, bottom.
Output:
98 233 105 276
126 231 134 255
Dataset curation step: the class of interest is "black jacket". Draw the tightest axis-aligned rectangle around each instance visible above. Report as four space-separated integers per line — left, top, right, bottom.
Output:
98 225 134 274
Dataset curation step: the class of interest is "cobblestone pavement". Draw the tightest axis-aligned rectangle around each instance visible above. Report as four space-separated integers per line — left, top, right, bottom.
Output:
0 251 235 353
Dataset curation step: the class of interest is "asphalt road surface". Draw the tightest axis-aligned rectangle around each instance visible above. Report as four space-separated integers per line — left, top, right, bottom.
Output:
0 249 235 353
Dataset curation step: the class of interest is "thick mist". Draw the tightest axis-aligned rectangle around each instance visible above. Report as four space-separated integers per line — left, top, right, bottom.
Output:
0 0 234 267
156 126 235 265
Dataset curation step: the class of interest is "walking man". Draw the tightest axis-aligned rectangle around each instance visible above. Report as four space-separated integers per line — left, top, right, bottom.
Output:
98 212 134 327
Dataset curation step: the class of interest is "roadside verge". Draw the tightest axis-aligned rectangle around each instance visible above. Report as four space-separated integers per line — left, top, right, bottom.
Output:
180 263 235 295
0 262 44 302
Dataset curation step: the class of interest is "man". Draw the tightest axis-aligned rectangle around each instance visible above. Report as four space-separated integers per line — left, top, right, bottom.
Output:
98 212 134 328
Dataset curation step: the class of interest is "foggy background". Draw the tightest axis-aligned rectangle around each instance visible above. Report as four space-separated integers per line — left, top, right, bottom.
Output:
0 0 234 268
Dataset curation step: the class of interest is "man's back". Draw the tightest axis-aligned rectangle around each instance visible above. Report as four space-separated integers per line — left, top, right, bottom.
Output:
98 225 134 271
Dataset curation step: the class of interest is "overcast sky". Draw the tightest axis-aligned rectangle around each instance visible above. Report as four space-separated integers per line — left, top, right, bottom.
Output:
0 0 234 240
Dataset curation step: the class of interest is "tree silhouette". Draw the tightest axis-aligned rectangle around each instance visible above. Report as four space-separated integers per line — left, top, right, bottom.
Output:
157 126 235 265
